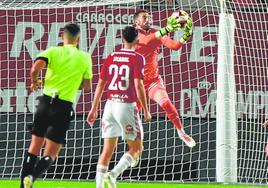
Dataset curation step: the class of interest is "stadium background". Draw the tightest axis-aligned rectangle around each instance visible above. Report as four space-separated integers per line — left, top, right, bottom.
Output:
0 0 267 184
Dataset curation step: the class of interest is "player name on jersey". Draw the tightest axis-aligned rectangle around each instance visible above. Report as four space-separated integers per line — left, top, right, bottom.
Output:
113 56 129 62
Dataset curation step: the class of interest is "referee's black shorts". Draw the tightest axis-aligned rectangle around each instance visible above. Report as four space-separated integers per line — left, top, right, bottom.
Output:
31 95 74 144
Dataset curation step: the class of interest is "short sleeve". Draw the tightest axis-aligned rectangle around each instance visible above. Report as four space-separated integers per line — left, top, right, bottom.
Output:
134 55 145 79
99 56 109 81
83 55 93 79
35 47 55 64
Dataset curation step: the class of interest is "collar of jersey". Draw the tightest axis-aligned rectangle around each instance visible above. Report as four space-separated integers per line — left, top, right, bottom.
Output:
65 44 76 48
121 48 135 52
137 28 152 34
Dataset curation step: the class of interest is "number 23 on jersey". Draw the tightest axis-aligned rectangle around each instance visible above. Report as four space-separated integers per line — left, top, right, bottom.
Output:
108 64 130 91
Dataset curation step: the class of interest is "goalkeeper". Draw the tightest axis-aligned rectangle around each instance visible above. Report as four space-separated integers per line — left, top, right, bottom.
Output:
133 9 196 148
20 23 93 188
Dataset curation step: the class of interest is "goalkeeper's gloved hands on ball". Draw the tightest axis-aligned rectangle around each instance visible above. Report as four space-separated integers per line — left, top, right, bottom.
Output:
155 11 194 43
180 16 193 44
184 17 193 33
166 15 181 32
155 15 180 38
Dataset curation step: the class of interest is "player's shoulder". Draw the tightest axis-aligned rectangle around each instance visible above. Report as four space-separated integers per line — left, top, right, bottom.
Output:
78 49 90 57
126 51 145 66
45 46 60 52
47 46 57 50
130 50 145 62
149 28 158 33
133 51 144 58
76 49 92 61
110 49 136 57
119 49 142 56
137 28 157 34
39 46 61 57
46 46 68 55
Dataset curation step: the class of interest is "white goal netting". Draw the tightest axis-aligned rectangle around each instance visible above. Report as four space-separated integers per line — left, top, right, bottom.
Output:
0 0 267 184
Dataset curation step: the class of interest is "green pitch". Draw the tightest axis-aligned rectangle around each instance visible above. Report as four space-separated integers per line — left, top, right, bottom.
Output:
0 180 266 188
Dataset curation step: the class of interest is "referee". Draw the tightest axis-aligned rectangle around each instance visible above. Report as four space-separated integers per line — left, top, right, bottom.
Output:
20 23 93 188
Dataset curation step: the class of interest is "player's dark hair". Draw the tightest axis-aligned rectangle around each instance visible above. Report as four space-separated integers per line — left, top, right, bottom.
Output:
122 26 138 43
134 9 149 22
64 23 80 37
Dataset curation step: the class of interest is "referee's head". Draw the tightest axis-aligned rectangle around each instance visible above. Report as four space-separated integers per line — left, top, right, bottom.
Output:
63 23 80 45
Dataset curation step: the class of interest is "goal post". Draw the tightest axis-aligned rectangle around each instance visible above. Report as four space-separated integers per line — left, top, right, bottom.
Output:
216 0 237 183
0 0 267 185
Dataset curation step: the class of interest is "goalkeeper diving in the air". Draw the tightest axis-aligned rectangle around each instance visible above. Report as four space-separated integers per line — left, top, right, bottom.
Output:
133 9 196 148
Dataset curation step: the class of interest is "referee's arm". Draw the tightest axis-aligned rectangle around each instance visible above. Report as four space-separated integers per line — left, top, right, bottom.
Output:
80 79 92 92
30 59 47 91
80 55 93 92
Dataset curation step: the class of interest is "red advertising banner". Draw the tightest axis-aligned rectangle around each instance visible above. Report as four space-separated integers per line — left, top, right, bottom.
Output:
0 7 267 119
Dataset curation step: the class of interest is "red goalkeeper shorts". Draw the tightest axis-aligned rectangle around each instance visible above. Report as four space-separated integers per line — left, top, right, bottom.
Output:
136 76 166 111
144 76 166 100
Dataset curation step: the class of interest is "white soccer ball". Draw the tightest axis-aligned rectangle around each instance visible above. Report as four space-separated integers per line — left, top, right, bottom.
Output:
171 10 189 28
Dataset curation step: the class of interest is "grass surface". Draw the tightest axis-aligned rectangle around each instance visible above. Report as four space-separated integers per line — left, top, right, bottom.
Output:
0 180 266 188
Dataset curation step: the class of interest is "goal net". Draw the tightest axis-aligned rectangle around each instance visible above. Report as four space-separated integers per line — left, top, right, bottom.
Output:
0 0 267 184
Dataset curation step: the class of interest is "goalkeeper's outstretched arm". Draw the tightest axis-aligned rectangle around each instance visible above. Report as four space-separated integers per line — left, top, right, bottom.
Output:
134 11 182 45
142 13 193 50
160 16 193 50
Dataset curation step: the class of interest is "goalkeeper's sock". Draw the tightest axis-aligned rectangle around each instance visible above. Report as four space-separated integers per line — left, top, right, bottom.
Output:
110 152 134 178
96 164 108 188
32 155 53 181
159 97 183 130
20 152 37 188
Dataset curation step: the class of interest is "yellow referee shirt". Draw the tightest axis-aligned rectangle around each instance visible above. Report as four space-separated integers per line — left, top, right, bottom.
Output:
36 44 93 103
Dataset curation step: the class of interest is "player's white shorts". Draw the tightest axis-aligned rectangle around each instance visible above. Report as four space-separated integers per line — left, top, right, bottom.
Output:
102 100 144 141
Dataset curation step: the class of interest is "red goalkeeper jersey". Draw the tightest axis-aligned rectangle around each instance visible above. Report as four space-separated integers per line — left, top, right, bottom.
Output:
135 28 184 85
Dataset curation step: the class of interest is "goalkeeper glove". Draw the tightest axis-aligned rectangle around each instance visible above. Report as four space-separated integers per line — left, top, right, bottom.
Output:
180 17 193 44
155 15 180 38
167 15 181 32
184 17 193 33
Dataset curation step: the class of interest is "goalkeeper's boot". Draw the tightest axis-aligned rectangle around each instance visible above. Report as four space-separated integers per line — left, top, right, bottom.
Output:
23 175 33 188
179 133 196 148
104 172 117 188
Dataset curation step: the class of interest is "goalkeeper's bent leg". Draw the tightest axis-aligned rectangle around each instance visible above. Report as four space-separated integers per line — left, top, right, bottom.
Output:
159 97 196 147
147 79 183 131
158 97 183 130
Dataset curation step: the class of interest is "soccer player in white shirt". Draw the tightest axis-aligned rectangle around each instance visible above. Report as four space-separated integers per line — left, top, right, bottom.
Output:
87 26 151 188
